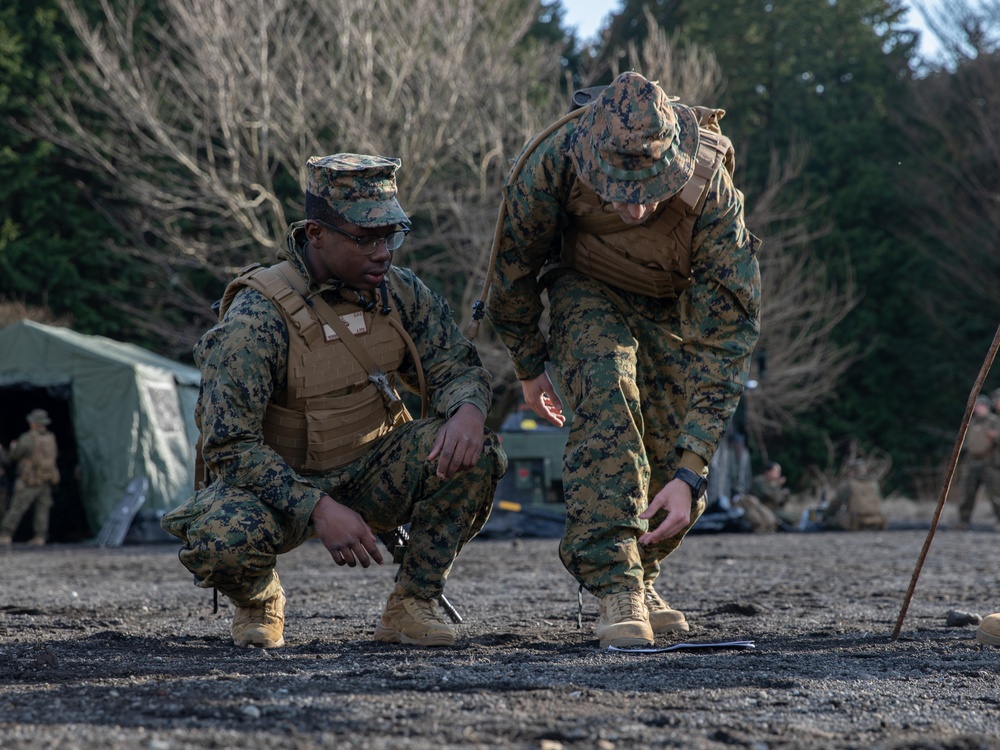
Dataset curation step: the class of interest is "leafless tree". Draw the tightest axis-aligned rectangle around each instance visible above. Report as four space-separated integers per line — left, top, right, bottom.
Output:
0 300 72 330
904 2 1000 314
30 1 859 430
916 0 1000 61
30 0 565 356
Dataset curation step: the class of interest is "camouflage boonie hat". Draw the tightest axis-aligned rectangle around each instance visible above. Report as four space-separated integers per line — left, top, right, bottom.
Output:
977 395 993 408
26 408 51 425
306 154 409 228
570 71 700 205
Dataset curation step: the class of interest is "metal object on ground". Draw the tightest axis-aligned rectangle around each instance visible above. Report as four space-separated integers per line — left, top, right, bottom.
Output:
95 477 149 548
378 526 462 624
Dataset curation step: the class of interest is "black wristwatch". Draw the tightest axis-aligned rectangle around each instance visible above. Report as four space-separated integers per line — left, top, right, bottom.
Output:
673 467 708 498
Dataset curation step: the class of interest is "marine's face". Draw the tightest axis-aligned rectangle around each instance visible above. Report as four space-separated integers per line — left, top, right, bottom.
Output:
305 218 396 290
611 201 660 225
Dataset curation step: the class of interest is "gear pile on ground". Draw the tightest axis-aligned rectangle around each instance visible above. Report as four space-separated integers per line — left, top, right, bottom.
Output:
1 527 999 749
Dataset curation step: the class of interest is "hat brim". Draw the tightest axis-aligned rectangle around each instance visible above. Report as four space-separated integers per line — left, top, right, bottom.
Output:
328 197 410 229
571 102 700 205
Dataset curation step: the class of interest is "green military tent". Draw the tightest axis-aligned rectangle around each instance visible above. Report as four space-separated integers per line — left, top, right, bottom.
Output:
0 319 200 542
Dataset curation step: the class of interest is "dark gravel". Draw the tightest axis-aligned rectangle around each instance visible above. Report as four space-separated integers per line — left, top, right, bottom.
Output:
1 524 999 749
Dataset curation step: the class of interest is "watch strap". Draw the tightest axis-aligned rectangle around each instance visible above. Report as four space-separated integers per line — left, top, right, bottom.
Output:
674 466 708 498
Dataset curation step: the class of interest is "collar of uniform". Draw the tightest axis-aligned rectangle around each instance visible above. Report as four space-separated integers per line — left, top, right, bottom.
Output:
280 221 348 297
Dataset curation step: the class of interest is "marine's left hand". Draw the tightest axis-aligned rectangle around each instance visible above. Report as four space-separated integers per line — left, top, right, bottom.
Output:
638 479 693 545
427 403 486 480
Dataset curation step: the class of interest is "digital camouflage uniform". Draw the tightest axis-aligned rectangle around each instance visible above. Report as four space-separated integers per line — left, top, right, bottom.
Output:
958 401 1000 526
162 161 505 610
487 74 761 599
0 411 60 542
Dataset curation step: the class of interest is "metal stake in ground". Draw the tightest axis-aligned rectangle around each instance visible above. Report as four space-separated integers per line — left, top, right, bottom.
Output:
892 321 1000 641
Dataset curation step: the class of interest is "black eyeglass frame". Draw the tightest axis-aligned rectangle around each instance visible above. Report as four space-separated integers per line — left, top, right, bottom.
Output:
310 218 409 255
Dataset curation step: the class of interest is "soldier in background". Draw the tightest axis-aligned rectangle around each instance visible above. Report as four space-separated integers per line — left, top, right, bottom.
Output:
0 409 61 546
749 461 796 529
0 442 9 513
818 459 887 531
954 395 1000 531
972 393 1000 644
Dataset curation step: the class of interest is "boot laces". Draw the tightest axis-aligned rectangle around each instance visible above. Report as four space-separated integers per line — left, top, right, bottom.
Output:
644 588 669 612
409 597 447 625
609 591 646 620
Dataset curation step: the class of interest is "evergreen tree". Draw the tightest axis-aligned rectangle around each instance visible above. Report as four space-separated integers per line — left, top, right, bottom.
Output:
0 0 155 346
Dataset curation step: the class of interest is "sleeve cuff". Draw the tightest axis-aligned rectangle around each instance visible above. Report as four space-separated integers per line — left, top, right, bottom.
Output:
678 450 708 475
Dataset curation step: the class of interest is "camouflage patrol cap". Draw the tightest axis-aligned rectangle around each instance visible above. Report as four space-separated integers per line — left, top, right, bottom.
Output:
26 408 51 425
977 395 992 408
991 388 1000 403
570 71 700 205
305 154 409 228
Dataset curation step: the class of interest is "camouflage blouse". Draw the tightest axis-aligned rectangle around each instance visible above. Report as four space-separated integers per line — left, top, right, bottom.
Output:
487 116 761 465
194 224 493 523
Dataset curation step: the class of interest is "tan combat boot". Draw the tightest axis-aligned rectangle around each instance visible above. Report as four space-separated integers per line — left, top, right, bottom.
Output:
374 584 455 646
644 585 690 634
596 590 654 649
976 613 1000 646
0 534 11 546
231 589 286 648
27 537 45 546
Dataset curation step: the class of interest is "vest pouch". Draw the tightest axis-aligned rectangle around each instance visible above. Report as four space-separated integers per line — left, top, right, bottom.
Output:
19 461 43 487
571 238 688 298
964 422 993 457
303 385 394 472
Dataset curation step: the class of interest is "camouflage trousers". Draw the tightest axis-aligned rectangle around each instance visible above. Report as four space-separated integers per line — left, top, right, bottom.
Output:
546 272 705 598
0 480 53 539
959 459 1000 523
161 418 505 607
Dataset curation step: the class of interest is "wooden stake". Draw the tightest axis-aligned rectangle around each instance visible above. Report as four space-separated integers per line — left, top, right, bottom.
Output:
892 321 1000 640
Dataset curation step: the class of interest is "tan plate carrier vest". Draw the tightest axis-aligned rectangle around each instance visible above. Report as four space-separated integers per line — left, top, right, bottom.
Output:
215 262 414 475
964 416 997 458
839 479 887 531
561 125 733 299
17 431 60 487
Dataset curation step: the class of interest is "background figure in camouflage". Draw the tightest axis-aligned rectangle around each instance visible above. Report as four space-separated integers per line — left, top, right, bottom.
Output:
487 72 760 648
955 395 1000 530
973 393 1000 645
0 409 61 546
162 154 505 648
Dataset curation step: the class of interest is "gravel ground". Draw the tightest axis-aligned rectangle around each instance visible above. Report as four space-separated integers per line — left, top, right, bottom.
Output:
1 517 999 750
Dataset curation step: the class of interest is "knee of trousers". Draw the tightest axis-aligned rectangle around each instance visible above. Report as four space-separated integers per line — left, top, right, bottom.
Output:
169 487 287 590
438 436 506 518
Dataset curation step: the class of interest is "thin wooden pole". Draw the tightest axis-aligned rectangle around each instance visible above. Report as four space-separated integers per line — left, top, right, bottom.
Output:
892 321 1000 640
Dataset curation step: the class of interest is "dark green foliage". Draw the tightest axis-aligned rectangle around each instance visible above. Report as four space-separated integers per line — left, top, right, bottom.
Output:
0 0 155 345
591 0 992 494
2 0 999 491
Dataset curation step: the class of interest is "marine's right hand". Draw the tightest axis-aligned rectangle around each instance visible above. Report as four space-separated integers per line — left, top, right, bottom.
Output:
521 372 565 427
310 495 384 568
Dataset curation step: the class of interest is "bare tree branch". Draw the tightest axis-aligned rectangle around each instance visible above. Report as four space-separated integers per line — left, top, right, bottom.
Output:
29 0 565 356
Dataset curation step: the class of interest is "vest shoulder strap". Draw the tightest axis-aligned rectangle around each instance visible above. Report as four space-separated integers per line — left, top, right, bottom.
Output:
220 262 324 348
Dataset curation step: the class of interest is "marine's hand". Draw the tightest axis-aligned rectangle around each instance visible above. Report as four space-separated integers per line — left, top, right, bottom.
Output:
521 373 565 427
311 495 384 568
638 479 693 545
427 403 485 480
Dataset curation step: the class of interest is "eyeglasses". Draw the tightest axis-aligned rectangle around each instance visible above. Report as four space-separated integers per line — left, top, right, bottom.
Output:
311 219 409 255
